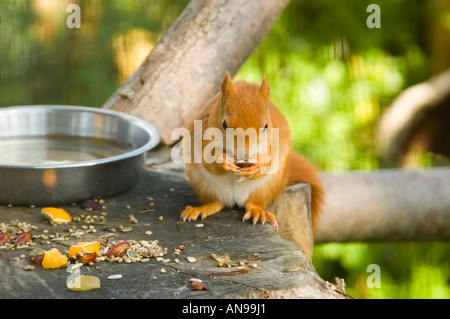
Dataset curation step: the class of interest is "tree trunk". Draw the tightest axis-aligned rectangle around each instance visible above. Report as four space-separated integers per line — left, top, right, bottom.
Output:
315 168 450 243
102 0 290 144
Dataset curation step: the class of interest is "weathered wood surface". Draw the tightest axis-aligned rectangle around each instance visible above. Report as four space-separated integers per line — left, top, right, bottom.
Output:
316 168 450 243
102 0 290 145
0 147 346 299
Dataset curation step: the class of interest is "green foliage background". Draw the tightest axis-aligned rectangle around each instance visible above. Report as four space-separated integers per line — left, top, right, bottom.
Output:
0 0 448 298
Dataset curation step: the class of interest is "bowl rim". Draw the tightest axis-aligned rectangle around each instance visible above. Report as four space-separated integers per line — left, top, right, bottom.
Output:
0 105 161 169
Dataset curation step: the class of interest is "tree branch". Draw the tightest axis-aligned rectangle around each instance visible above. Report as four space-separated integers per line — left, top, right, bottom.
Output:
102 0 290 144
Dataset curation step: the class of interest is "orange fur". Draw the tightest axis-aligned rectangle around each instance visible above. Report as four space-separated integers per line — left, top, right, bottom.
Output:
181 72 324 232
287 152 325 234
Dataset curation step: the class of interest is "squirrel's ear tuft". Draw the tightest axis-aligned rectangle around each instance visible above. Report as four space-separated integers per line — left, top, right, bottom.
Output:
221 72 234 109
260 75 270 100
221 72 234 105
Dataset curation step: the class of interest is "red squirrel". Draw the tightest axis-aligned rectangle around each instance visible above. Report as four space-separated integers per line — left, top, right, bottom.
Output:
180 72 324 232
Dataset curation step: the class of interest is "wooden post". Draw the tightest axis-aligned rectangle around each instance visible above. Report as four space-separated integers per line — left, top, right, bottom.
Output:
102 0 290 145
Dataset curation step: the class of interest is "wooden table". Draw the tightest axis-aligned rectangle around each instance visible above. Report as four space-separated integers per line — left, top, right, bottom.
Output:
0 147 347 299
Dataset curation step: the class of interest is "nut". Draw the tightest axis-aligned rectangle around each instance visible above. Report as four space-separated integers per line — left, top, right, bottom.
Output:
15 232 32 245
0 233 10 244
105 242 130 257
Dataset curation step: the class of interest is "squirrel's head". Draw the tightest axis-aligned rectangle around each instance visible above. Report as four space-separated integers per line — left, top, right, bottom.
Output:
213 72 273 164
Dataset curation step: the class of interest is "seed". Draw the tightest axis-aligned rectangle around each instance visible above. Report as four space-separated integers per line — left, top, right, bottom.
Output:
158 216 163 221
284 266 301 273
107 274 122 280
250 263 258 268
128 215 138 224
195 223 204 228
160 268 166 274
145 231 152 236
140 258 150 263
24 265 35 271
186 256 196 263
70 231 85 237
190 278 203 283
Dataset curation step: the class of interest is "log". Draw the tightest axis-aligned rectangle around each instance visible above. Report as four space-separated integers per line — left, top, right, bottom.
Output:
102 0 290 145
376 68 450 164
315 168 450 243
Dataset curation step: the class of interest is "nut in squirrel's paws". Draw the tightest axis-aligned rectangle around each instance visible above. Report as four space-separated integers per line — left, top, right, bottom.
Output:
237 163 262 179
243 207 278 231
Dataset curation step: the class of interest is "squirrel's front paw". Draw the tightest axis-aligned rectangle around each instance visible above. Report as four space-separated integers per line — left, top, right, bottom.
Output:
181 202 224 222
242 205 278 231
237 163 260 179
221 154 239 173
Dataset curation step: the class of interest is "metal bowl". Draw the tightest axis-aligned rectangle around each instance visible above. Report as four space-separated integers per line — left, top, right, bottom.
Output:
0 105 160 206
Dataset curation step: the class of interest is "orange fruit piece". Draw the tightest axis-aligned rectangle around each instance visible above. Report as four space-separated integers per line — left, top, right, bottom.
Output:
69 241 101 258
42 248 69 269
41 207 72 225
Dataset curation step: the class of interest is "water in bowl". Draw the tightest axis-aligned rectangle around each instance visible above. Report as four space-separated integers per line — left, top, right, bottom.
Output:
0 135 134 166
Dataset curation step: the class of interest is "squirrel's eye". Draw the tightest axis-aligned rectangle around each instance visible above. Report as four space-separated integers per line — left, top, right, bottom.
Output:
222 120 227 130
262 123 268 132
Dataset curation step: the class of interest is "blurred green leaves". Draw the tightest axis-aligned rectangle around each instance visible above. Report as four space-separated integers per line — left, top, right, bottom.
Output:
0 0 447 299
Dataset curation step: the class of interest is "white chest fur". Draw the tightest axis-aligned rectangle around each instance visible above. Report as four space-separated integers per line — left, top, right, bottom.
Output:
194 165 271 207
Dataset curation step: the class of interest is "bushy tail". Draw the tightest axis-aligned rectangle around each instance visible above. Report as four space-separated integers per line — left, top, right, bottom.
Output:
287 152 325 234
